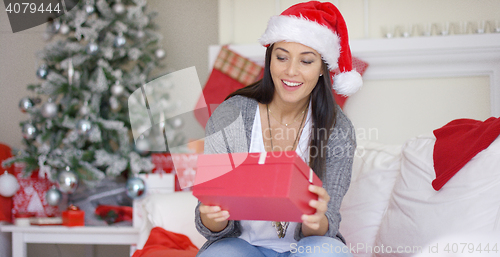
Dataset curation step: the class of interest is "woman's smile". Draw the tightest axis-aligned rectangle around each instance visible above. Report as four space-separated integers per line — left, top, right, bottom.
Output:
281 79 304 91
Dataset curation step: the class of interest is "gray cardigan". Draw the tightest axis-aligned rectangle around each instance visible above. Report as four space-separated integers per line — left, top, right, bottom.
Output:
195 95 356 253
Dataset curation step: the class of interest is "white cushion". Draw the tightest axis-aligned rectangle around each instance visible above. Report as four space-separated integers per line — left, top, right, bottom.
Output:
375 134 500 256
139 191 206 249
339 140 402 256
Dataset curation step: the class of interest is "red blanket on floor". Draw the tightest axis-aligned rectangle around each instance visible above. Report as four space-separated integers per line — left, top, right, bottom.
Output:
432 117 500 190
132 227 199 257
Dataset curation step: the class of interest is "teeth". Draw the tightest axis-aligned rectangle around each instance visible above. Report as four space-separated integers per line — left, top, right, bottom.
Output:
282 80 302 87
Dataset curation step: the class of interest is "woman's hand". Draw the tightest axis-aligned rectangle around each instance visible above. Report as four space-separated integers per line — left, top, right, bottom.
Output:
199 203 230 232
301 185 330 236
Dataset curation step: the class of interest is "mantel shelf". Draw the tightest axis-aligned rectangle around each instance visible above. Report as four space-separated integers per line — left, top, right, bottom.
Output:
351 33 500 56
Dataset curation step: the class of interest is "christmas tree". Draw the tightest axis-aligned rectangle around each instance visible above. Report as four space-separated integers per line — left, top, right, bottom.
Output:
3 0 181 191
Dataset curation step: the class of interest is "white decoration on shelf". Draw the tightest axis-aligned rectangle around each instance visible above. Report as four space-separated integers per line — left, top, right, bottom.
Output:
0 171 20 197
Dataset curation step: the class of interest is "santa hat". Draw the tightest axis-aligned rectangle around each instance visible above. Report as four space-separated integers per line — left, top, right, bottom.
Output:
259 1 362 96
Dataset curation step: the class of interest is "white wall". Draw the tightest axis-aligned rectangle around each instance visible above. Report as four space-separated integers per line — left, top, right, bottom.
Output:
218 0 500 145
343 76 491 144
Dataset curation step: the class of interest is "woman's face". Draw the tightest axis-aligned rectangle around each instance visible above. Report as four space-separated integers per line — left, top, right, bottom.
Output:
270 41 323 106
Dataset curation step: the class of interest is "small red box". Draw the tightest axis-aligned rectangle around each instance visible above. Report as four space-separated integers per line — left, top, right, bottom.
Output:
62 205 85 227
193 151 322 222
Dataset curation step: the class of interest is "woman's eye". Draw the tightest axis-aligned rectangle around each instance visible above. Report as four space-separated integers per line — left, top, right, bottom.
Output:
302 60 313 64
276 56 287 61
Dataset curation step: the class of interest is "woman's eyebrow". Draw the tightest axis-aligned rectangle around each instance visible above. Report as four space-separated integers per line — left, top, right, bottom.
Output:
275 47 317 56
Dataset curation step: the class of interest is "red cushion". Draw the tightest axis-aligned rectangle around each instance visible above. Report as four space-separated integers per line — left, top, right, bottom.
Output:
132 227 199 257
432 117 500 190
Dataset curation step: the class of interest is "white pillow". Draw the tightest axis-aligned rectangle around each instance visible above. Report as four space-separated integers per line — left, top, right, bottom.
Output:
140 191 206 249
339 140 402 256
374 135 500 256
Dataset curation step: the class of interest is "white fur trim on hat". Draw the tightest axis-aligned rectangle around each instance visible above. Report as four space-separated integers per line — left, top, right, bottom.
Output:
259 15 340 71
333 70 363 96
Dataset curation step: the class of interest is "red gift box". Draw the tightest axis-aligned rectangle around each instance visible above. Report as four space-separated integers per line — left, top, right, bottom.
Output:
151 153 174 174
171 153 198 191
62 205 84 227
193 151 322 222
11 163 59 221
151 153 199 191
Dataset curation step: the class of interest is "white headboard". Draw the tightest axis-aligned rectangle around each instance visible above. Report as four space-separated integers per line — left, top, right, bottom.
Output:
209 33 500 144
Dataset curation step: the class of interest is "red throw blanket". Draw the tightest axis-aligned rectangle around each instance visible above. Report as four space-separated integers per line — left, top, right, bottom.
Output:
132 227 199 257
0 143 14 223
432 117 500 190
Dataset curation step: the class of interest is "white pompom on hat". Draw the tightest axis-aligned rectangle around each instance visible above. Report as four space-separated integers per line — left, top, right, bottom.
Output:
259 1 362 96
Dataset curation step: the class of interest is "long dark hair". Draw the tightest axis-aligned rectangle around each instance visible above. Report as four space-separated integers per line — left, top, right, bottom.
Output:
227 44 337 181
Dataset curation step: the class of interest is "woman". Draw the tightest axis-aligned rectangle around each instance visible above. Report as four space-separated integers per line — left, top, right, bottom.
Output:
195 1 362 256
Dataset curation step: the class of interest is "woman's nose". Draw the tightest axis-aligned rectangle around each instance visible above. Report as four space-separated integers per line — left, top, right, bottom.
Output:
285 60 299 76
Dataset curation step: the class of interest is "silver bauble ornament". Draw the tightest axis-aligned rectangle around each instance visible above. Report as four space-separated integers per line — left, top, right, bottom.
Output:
110 82 125 96
19 97 34 113
79 107 90 116
76 119 92 135
0 171 20 197
22 123 37 140
52 19 61 32
41 101 58 118
45 187 62 206
137 30 145 39
58 167 78 194
79 104 91 116
109 96 122 112
86 42 99 55
126 177 146 199
46 19 61 35
84 4 95 14
113 2 126 14
36 64 49 79
134 136 150 155
114 34 126 48
155 49 166 59
60 23 70 35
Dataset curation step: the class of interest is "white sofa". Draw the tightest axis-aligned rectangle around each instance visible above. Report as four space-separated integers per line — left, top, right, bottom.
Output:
137 134 500 256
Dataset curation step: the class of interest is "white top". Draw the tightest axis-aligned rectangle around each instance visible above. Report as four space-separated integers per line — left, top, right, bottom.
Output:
239 104 312 253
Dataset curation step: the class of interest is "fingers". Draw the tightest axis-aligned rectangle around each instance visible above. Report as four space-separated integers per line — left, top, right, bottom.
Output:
301 214 321 230
199 204 230 222
307 185 330 214
199 204 221 214
302 215 320 230
301 185 330 230
309 199 328 213
209 210 230 222
308 185 330 202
